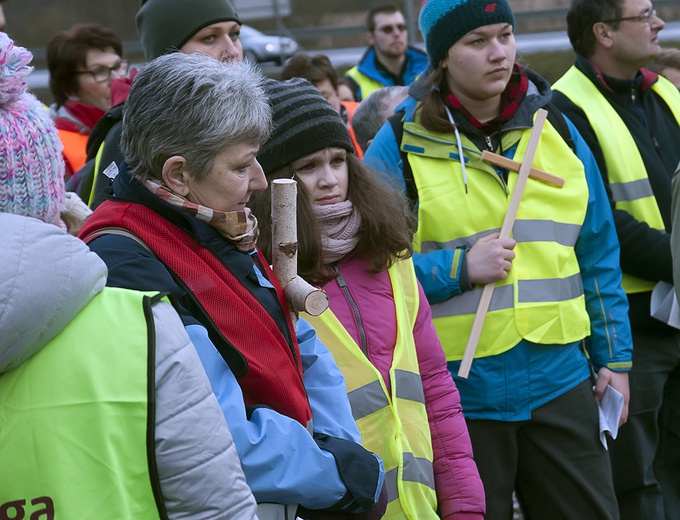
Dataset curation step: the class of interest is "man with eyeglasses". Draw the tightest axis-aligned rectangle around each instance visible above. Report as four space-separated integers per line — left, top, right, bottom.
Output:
345 3 427 101
552 1 680 519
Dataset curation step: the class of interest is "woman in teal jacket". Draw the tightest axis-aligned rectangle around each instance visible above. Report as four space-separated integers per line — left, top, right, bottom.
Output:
364 0 633 519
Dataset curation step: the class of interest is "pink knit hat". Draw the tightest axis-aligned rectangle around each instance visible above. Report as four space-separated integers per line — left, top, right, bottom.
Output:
0 32 65 225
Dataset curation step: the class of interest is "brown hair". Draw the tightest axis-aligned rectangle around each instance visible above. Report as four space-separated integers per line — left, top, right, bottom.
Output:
417 66 457 134
281 53 339 91
46 22 123 106
367 3 400 32
251 153 414 285
566 0 622 58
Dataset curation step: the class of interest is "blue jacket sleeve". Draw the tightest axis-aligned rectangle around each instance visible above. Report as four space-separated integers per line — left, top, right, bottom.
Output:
568 118 633 372
363 113 469 304
187 323 384 511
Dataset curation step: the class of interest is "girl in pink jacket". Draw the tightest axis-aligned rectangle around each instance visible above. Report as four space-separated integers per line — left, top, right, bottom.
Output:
252 77 486 520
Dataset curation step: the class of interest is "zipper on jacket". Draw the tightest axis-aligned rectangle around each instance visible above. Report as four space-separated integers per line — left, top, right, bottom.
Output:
483 133 509 189
335 270 369 356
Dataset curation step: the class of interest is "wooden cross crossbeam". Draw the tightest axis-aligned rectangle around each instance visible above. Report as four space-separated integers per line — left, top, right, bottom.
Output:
481 150 565 188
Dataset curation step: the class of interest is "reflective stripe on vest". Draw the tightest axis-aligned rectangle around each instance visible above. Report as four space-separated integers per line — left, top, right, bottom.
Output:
57 128 88 174
345 66 385 101
402 113 591 361
554 68 680 293
86 140 107 206
0 288 164 519
304 258 438 519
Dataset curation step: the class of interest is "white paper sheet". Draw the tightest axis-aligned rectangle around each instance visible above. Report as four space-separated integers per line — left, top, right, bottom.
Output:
597 384 624 450
650 281 680 329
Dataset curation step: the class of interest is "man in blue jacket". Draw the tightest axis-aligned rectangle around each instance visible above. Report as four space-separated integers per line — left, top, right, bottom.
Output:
345 3 428 101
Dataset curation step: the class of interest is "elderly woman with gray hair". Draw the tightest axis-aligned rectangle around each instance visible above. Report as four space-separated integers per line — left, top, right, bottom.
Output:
80 52 386 520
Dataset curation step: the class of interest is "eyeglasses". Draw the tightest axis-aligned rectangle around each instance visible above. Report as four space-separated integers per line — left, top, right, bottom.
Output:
76 60 128 83
375 24 407 34
602 8 656 25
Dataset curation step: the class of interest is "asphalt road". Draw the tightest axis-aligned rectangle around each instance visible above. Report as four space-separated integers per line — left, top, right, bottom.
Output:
26 21 680 91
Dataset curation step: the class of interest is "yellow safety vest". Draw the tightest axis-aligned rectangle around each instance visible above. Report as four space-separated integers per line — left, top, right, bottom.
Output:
345 66 385 101
304 259 438 519
553 68 680 293
0 288 164 520
402 113 591 361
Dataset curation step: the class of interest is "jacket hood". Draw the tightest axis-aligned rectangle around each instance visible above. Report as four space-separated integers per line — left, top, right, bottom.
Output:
510 66 552 128
0 213 107 373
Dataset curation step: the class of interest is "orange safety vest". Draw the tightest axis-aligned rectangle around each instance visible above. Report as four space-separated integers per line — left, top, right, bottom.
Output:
343 101 363 159
57 129 88 178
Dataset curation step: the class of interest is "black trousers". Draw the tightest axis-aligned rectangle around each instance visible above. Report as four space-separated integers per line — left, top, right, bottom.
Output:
609 325 680 520
466 379 619 520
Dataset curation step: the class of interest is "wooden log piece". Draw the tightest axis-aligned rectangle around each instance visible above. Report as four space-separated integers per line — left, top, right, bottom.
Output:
271 179 329 316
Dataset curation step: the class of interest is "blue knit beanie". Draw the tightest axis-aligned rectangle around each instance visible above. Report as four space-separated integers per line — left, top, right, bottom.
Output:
419 0 515 67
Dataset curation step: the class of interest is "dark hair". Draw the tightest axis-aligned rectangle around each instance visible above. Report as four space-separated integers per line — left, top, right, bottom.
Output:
367 3 400 32
647 48 680 75
251 153 414 285
281 53 339 91
566 0 622 57
46 22 123 106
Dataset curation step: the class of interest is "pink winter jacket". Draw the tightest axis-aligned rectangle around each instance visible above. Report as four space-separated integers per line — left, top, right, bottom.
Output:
321 256 486 520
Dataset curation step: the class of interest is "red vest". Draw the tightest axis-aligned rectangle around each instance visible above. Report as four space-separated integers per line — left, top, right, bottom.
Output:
80 200 312 426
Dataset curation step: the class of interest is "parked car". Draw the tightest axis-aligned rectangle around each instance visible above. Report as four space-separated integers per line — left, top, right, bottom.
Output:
240 24 299 65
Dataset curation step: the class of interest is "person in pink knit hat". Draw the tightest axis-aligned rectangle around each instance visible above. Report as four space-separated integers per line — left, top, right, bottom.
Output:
0 31 91 234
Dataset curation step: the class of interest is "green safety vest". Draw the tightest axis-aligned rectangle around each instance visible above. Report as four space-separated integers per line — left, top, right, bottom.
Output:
345 66 385 101
0 288 165 520
553 68 680 293
304 259 438 519
402 113 591 361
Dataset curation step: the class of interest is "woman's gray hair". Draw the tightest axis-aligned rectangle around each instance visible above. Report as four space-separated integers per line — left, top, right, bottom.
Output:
121 52 272 181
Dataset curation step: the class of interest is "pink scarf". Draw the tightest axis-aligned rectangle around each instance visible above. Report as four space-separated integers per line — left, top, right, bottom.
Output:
312 200 362 264
142 178 259 252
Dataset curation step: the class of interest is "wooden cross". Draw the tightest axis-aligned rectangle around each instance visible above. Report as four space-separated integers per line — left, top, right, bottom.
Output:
457 109 564 379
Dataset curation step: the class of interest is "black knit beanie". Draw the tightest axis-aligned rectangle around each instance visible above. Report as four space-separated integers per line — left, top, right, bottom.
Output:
136 0 241 60
419 0 515 67
258 78 355 175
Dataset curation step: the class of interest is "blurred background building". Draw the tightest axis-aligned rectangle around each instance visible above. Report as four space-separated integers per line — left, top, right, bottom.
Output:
4 0 680 104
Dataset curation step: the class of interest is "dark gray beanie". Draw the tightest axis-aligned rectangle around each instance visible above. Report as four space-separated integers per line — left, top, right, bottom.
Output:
258 78 354 175
136 0 241 60
419 0 515 67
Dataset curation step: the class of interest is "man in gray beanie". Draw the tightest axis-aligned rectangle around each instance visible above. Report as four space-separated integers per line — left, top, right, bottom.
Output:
69 0 243 209
136 0 242 61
